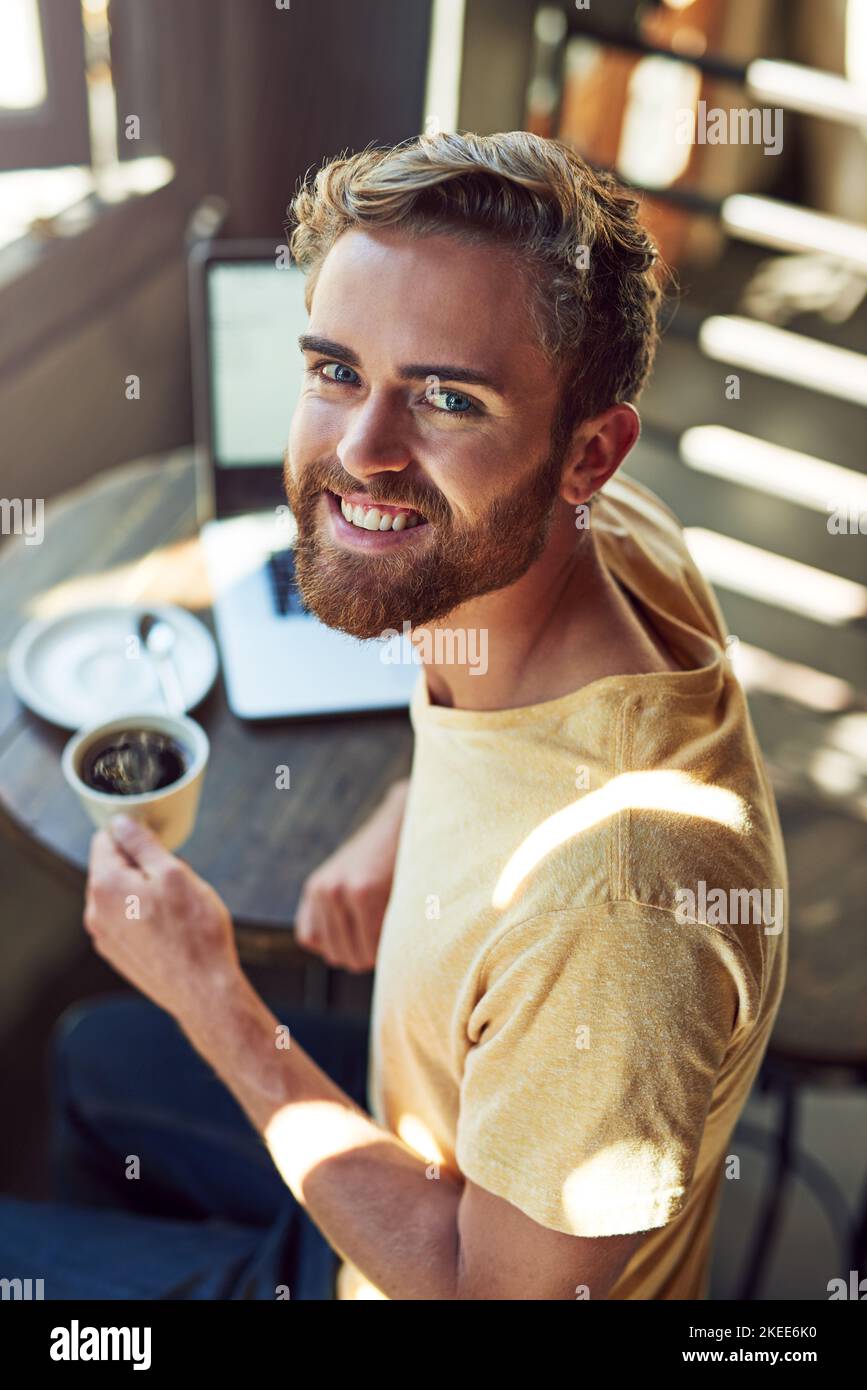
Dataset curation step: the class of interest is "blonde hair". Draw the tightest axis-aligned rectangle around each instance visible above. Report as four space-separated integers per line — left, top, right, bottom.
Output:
287 130 665 433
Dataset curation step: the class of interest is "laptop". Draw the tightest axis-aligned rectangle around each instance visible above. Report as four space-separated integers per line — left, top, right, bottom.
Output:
188 238 419 719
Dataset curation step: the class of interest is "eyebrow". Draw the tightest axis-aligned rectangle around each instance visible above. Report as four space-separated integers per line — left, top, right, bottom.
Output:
298 335 505 395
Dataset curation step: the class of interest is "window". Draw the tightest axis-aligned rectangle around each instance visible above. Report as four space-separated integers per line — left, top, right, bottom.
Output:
0 0 90 170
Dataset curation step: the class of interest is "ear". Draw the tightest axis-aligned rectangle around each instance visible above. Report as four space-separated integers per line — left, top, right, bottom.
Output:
559 403 641 506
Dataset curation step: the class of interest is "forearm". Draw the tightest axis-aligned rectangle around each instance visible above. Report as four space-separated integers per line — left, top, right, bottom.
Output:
373 776 410 856
385 775 410 809
181 970 463 1300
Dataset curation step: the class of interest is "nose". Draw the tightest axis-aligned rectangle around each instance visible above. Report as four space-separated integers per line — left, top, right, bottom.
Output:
336 393 413 483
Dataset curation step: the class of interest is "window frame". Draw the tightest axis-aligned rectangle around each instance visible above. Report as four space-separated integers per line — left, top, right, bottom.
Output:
0 0 91 171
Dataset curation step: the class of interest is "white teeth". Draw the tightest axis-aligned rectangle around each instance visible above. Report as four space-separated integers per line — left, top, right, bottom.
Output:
336 493 423 533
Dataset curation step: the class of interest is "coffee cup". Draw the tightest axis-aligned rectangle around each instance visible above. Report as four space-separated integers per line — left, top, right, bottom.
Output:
62 712 210 851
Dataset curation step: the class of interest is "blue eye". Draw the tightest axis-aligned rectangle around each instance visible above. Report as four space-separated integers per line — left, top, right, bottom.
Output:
426 388 475 415
321 362 360 385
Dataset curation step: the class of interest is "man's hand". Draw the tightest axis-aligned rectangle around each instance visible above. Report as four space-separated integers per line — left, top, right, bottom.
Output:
295 778 409 972
83 814 243 1023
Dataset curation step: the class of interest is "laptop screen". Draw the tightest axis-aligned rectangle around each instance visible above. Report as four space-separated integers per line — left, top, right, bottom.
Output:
208 260 309 468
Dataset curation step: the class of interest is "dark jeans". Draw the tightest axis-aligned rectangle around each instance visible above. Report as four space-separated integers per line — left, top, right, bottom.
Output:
0 994 370 1300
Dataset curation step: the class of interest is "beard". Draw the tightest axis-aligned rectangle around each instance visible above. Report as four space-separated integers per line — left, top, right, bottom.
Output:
282 438 568 641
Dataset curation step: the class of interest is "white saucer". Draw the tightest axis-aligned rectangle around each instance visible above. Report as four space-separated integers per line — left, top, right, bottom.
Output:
8 604 219 730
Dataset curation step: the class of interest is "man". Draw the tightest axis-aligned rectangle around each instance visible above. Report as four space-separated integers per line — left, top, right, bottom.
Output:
1 131 786 1300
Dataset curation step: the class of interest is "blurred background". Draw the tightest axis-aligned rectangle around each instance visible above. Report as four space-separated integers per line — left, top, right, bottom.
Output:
0 0 865 1300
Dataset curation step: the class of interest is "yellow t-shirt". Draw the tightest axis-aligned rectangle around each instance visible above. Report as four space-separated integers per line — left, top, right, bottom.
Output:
336 472 788 1300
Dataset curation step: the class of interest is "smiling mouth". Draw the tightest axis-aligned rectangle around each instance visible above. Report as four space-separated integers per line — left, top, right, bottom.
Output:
326 489 429 533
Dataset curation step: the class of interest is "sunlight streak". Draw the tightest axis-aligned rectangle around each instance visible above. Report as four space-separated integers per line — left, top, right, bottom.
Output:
492 771 750 910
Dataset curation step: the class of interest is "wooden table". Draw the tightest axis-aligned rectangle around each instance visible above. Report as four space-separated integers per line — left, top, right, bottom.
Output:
0 451 413 964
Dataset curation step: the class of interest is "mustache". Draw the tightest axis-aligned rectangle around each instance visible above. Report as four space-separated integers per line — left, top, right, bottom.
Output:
286 453 447 523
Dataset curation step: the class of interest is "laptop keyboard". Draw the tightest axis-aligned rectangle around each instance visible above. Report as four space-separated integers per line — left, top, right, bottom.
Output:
266 548 308 616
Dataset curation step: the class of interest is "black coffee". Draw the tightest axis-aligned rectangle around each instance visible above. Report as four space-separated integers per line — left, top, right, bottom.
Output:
81 730 188 796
